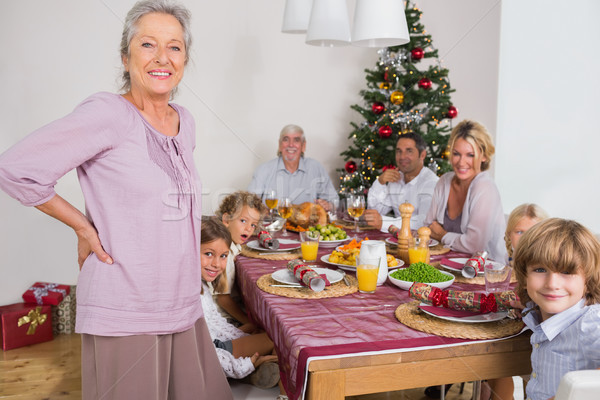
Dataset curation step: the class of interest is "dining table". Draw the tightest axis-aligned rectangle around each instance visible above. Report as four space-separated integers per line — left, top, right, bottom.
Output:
236 227 531 400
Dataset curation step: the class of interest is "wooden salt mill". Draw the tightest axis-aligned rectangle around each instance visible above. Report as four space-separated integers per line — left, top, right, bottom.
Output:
417 226 432 264
396 202 414 265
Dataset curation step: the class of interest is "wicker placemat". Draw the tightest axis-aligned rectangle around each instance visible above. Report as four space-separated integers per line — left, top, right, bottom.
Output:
240 245 301 260
430 263 518 285
257 273 358 299
395 301 524 340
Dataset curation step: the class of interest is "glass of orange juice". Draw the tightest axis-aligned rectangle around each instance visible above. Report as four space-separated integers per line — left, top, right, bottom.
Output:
356 256 380 293
300 231 320 262
408 238 428 265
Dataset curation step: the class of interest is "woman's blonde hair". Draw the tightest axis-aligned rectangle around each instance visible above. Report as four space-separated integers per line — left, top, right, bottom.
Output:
448 120 495 171
513 218 600 305
505 204 549 260
201 216 232 293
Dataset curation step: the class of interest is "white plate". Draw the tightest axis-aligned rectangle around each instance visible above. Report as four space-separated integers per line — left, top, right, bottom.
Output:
271 267 344 285
246 239 300 252
319 237 350 248
419 303 509 323
385 237 439 247
439 257 504 276
320 254 404 271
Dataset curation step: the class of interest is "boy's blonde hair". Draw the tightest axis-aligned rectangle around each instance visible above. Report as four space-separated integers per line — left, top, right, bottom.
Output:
505 203 549 260
513 218 600 305
217 191 266 221
201 216 232 293
448 120 495 171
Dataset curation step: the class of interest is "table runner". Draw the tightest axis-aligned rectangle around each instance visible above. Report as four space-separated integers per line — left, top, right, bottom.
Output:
236 230 495 400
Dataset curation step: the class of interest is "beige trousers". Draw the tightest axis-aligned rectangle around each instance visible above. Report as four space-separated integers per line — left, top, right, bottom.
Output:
81 318 232 400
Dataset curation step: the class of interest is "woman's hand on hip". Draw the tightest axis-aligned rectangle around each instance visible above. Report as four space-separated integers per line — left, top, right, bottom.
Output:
75 225 113 269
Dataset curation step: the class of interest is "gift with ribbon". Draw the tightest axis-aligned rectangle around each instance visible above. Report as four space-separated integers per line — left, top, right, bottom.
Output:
52 285 77 335
409 282 516 313
286 260 330 292
1 303 53 350
22 282 71 306
258 230 279 250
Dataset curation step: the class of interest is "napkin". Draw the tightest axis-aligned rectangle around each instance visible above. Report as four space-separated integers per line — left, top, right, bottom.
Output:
258 230 279 250
278 242 300 250
286 260 330 292
420 304 486 317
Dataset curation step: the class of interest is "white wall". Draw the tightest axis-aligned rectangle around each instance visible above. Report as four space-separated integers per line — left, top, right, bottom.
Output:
0 0 501 305
495 0 600 232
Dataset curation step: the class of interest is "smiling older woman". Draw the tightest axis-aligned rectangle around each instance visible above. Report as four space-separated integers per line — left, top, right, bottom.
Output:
0 1 232 399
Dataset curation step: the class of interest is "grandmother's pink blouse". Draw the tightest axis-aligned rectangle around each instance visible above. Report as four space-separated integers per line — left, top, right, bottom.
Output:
0 92 203 336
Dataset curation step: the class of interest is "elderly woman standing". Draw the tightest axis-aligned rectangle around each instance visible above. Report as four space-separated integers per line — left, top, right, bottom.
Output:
425 120 507 262
0 1 232 399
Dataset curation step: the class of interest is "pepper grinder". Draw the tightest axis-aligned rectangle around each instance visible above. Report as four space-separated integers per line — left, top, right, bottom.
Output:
396 202 414 265
416 226 431 264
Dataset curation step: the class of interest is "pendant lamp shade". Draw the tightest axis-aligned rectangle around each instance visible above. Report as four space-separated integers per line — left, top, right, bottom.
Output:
282 0 312 33
352 0 410 47
305 0 351 47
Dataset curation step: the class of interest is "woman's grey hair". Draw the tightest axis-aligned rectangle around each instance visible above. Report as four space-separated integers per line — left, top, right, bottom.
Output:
119 0 192 94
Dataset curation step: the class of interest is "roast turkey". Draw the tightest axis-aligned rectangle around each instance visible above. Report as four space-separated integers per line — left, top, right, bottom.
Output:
287 202 328 228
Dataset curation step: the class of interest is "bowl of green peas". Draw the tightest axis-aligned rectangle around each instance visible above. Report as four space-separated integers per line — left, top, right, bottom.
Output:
388 262 455 290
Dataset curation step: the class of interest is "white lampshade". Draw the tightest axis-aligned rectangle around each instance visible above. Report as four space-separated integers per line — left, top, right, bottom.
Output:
352 0 410 47
305 0 351 47
282 0 312 34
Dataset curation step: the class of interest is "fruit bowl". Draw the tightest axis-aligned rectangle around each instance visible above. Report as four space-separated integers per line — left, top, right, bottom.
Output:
387 269 455 291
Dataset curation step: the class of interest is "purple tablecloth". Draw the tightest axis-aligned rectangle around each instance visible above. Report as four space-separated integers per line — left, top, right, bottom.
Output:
236 230 480 400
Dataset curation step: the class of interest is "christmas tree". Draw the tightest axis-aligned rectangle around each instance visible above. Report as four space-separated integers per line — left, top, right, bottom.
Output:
338 1 458 195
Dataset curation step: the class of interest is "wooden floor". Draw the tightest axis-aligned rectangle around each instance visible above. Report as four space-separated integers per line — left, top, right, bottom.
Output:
0 334 473 400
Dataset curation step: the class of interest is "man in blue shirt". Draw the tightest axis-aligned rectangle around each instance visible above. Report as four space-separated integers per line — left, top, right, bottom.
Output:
248 124 337 210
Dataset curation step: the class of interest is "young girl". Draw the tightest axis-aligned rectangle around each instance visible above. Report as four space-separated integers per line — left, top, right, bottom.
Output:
212 191 266 327
513 218 600 400
484 204 549 400
200 216 279 387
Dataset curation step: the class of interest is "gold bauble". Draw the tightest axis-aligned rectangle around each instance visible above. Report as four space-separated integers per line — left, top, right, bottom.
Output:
379 82 391 90
390 91 404 105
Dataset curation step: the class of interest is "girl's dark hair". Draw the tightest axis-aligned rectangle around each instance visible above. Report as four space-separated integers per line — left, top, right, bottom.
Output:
201 216 232 247
201 216 232 293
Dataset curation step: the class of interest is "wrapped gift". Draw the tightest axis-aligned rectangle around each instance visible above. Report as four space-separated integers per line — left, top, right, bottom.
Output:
52 285 76 335
409 282 516 313
1 303 53 351
22 282 71 306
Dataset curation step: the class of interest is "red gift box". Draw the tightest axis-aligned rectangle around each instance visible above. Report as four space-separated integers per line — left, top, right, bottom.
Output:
1 303 53 351
22 282 71 306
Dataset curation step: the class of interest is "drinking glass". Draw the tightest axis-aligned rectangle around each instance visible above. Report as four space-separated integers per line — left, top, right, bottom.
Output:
278 197 293 237
346 194 365 237
356 256 380 293
300 231 320 262
265 189 278 223
484 264 512 293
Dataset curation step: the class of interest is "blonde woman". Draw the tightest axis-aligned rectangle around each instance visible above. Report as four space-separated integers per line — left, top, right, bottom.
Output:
425 120 507 262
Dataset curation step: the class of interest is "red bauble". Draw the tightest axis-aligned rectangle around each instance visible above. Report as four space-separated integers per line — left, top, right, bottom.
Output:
384 71 389 81
447 105 458 119
418 77 432 90
345 161 357 174
378 125 393 138
411 47 424 60
372 102 385 115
